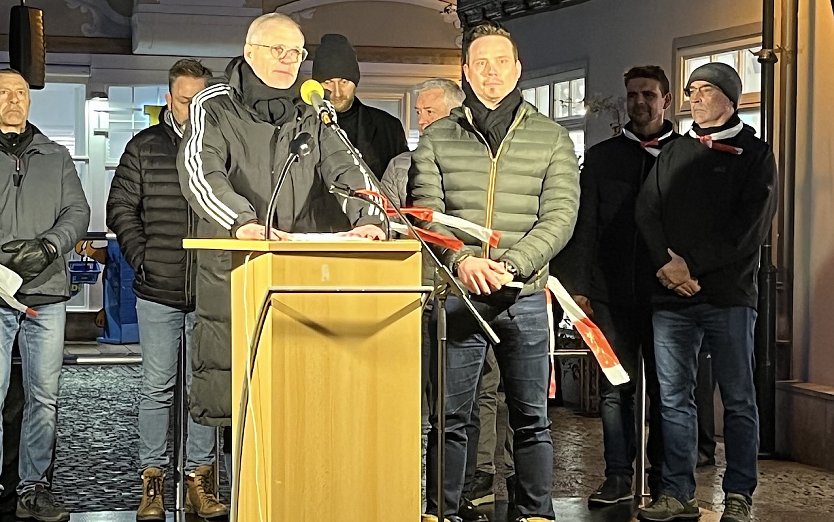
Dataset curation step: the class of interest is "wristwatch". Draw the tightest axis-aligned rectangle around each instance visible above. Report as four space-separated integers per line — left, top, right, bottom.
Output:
452 253 472 275
504 261 519 278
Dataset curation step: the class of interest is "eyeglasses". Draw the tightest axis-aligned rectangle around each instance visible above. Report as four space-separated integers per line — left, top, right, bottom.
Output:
684 83 717 99
248 43 309 63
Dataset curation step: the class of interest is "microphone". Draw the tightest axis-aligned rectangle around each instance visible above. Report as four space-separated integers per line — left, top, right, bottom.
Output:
300 79 336 125
264 131 315 240
328 183 390 239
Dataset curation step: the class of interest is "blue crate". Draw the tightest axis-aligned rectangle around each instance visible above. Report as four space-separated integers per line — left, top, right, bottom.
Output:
68 259 101 285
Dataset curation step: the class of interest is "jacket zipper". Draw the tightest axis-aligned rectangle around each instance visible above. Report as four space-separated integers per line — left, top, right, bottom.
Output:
463 106 527 259
12 155 22 187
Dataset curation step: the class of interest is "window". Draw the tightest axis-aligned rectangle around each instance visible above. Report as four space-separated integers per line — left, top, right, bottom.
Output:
676 39 762 135
521 69 586 161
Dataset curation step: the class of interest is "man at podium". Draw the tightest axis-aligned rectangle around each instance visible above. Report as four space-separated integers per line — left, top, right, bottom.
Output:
176 13 385 428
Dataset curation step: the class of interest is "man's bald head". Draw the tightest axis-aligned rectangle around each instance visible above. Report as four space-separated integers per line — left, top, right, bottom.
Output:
244 13 307 89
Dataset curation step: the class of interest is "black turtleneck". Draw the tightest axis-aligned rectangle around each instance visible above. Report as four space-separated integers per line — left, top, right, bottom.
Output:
239 62 298 127
462 81 523 155
336 99 360 146
0 123 35 157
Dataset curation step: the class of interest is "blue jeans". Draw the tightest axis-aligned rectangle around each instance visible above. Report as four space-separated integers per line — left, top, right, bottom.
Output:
136 298 216 473
426 291 554 519
653 304 758 501
0 303 65 493
594 302 663 490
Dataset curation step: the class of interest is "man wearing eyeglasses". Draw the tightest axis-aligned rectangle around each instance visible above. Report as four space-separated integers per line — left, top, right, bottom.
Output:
635 63 777 522
177 13 385 429
312 33 409 180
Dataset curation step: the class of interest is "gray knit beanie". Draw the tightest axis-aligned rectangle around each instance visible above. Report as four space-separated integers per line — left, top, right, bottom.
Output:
686 62 742 107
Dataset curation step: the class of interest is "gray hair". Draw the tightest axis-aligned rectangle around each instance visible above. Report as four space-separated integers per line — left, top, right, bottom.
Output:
414 78 465 109
246 13 302 44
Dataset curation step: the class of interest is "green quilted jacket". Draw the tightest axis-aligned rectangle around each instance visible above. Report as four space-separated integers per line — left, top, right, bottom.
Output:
409 101 580 295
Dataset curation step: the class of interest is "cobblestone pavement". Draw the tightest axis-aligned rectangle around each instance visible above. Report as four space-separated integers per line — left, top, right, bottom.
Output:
52 365 230 514
5 363 831 521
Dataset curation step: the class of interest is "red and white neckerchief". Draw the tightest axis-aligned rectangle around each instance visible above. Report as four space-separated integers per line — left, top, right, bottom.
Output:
621 127 675 157
688 120 744 155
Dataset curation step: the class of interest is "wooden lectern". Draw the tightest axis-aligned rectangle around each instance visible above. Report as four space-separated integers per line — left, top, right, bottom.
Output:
183 238 425 520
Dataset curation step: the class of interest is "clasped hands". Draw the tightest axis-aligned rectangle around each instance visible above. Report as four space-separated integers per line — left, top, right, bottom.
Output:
234 223 386 240
657 248 700 298
456 256 514 295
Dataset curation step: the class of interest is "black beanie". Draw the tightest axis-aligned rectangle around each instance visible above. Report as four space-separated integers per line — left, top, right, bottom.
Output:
686 62 742 107
312 34 361 85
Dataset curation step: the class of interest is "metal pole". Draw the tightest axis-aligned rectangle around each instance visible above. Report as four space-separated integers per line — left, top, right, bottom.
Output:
755 0 779 457
435 289 448 522
174 325 187 521
635 353 649 505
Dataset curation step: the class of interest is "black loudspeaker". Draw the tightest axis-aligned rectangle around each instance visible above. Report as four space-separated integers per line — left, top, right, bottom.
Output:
9 5 46 90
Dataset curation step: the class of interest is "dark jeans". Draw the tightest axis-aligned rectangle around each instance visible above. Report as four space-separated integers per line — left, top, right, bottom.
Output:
653 304 758 501
593 302 663 490
427 291 554 519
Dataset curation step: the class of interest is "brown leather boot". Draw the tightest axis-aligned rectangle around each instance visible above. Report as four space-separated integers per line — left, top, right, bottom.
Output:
185 464 229 519
136 467 165 521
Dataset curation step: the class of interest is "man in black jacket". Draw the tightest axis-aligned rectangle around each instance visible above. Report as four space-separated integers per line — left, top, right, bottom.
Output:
635 63 777 522
177 14 384 428
0 69 90 522
107 59 227 521
556 65 678 507
312 33 409 180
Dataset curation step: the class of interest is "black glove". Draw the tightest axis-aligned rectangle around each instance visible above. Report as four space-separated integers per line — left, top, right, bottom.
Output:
1 238 58 283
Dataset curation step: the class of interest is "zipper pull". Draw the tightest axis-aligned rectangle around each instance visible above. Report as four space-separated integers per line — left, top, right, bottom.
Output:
12 156 22 187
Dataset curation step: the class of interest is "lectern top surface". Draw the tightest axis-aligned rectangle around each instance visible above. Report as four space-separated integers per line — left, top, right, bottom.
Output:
182 238 421 253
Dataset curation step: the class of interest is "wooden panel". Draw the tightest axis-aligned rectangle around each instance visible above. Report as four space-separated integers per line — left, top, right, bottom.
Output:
229 245 423 520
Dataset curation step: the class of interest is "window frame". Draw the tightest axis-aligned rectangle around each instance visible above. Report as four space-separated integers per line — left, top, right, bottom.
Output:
520 66 587 159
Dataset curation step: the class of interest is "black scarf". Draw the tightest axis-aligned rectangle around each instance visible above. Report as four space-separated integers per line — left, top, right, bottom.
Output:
240 62 298 127
463 81 523 155
0 122 35 157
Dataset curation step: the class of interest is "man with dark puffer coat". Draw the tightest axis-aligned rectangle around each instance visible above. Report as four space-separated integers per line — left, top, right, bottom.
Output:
176 13 385 428
411 22 579 522
107 59 227 521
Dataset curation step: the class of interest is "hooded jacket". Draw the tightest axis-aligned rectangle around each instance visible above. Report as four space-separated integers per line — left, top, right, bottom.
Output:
107 109 195 311
0 125 90 306
176 57 382 425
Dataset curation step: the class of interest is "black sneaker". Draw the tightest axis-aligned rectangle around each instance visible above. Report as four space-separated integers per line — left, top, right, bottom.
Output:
458 496 488 522
16 485 70 522
588 475 633 506
469 471 495 505
720 493 751 522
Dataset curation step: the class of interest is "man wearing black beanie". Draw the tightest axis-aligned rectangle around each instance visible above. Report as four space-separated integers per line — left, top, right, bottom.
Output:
635 62 777 522
312 33 408 180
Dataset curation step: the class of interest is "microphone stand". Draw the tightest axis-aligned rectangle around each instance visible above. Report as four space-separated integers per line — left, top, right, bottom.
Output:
264 131 314 240
321 112 499 521
264 152 298 240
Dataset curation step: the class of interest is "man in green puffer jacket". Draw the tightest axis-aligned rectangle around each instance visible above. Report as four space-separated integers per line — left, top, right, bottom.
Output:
411 22 579 522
